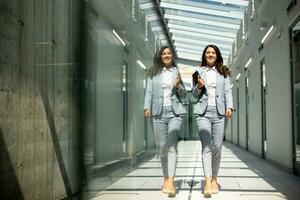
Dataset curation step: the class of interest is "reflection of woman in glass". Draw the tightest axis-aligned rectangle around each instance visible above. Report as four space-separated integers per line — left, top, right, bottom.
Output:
193 44 233 197
144 46 187 197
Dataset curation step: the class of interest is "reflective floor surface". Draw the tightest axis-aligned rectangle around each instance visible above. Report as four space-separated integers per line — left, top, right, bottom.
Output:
84 141 300 200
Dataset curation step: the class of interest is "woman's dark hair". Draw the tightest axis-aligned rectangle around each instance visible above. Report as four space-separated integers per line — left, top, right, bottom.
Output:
201 44 231 78
148 46 176 78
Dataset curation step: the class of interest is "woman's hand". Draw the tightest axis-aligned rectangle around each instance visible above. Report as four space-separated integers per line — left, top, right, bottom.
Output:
226 108 233 118
144 109 152 118
173 76 180 89
197 76 205 89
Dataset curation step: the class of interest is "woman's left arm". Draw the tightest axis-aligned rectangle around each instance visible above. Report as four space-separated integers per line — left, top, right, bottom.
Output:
173 77 187 98
176 83 187 98
224 76 233 111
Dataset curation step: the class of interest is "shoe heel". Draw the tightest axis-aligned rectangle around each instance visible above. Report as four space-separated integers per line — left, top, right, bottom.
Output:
203 186 212 198
168 189 176 197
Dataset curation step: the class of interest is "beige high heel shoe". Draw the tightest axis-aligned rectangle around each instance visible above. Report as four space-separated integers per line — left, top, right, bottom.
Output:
203 177 212 198
162 187 175 197
162 186 168 194
166 176 176 197
161 177 169 194
211 176 219 194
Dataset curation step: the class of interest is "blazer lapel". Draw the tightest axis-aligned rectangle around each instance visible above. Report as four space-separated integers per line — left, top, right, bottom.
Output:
216 72 224 94
199 67 207 84
157 72 163 94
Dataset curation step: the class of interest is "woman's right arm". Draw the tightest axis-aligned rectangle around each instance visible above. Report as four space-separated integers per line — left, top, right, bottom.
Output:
193 76 205 98
144 77 153 117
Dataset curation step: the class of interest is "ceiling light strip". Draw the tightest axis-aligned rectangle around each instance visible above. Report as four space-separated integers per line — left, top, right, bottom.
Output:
137 60 147 70
261 25 274 44
244 57 253 69
112 29 126 46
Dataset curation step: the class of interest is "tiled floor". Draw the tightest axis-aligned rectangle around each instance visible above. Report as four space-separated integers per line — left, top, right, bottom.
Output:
85 141 300 200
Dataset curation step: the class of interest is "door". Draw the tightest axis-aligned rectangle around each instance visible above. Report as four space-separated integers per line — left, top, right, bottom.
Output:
236 80 240 146
291 19 300 175
260 58 267 159
245 72 249 151
122 62 128 152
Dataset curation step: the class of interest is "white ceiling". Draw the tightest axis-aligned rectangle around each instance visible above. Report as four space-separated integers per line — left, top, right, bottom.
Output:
138 0 249 63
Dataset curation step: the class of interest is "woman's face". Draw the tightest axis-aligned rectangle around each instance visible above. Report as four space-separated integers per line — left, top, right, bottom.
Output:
205 47 217 67
161 48 173 67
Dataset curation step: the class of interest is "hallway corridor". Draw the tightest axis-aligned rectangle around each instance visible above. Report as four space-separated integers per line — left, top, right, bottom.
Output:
85 141 300 200
2 0 300 199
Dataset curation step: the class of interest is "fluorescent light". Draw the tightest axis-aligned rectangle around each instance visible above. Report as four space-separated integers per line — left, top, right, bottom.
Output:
244 57 253 69
113 29 126 46
261 25 274 44
137 60 147 70
235 73 241 80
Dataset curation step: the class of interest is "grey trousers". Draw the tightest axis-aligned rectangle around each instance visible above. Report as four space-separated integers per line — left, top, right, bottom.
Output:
195 106 225 177
153 106 183 177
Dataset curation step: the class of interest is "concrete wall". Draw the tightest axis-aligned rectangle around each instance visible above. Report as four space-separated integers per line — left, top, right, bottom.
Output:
229 0 297 171
0 0 82 199
0 0 158 198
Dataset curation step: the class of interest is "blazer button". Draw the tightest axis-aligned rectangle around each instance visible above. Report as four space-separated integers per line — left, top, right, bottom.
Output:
216 95 219 98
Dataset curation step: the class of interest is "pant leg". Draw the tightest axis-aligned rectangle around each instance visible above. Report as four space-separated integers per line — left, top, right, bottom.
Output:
153 115 169 177
167 114 182 177
211 109 225 177
195 115 212 177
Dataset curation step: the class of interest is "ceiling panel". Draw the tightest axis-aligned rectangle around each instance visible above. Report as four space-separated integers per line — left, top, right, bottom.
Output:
169 28 235 42
174 42 230 56
161 0 245 19
138 0 248 65
168 23 236 38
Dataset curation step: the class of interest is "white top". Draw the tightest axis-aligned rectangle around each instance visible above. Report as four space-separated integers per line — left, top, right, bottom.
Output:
162 67 173 106
205 66 217 106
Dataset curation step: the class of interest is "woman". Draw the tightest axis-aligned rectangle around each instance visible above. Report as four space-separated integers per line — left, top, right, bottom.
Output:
193 44 233 197
144 46 187 196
